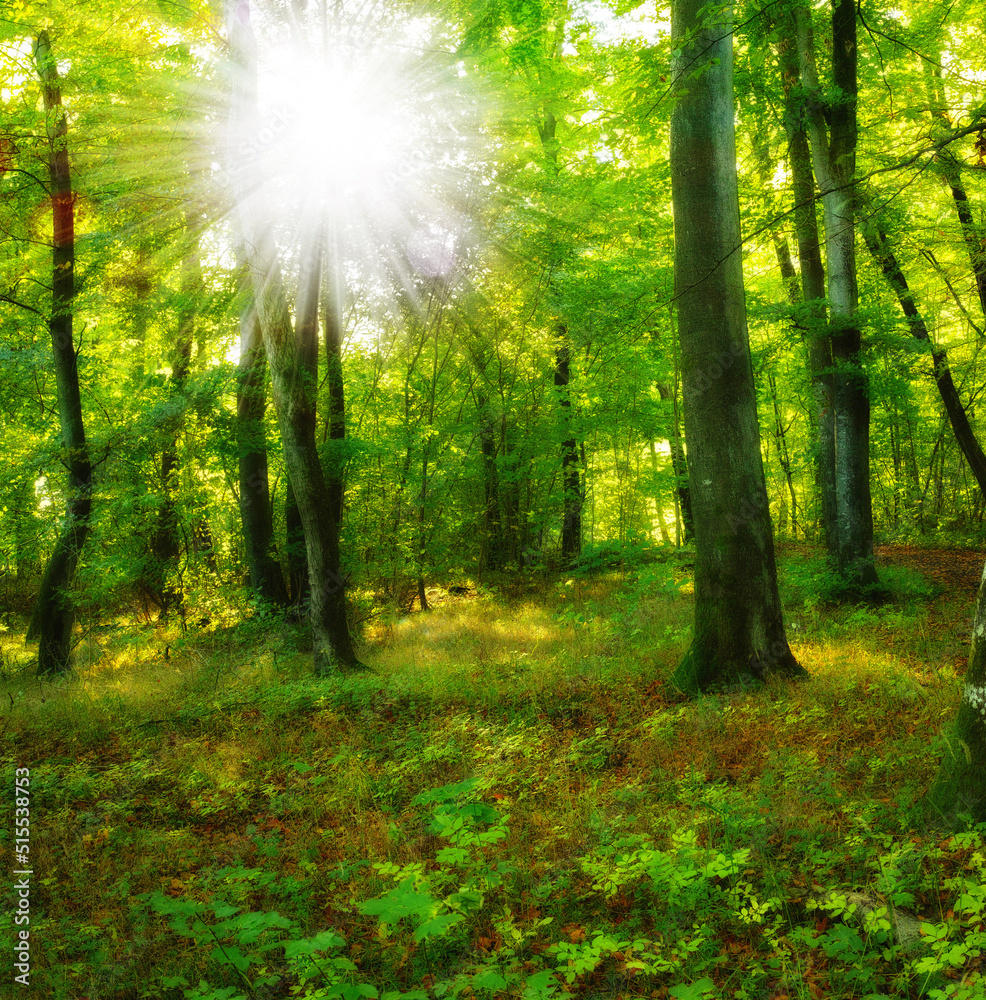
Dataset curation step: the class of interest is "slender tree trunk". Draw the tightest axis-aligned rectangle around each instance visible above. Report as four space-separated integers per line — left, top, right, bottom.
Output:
227 1 363 673
502 425 525 566
534 20 584 563
555 326 582 561
27 32 93 677
924 53 986 323
236 268 289 605
323 263 347 532
649 440 673 546
658 382 693 542
282 225 322 609
771 21 839 550
285 480 308 608
478 395 506 570
149 216 198 613
767 371 799 539
669 0 803 695
797 1 877 590
862 211 986 501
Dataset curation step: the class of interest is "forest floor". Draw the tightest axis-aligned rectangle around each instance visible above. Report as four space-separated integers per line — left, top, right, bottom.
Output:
1 544 985 1000
872 544 984 595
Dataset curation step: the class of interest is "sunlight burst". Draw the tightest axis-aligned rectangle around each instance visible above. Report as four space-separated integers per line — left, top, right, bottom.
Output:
226 1 483 290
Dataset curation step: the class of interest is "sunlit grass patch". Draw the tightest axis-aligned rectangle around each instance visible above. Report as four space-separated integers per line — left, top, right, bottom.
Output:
2 547 984 999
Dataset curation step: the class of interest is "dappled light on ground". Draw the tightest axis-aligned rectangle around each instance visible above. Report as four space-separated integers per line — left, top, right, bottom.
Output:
1 547 984 997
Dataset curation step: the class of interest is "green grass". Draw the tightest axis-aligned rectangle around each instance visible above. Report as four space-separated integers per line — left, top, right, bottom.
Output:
0 549 984 1000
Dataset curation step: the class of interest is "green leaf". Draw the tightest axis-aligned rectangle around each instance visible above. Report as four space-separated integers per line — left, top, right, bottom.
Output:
472 970 507 990
669 979 716 1000
413 912 464 941
211 945 250 971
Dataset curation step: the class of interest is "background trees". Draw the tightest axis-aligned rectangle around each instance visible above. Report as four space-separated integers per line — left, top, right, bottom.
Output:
0 0 984 661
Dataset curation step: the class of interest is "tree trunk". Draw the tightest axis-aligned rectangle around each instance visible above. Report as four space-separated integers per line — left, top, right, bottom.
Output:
924 56 986 324
668 0 803 695
227 1 363 673
236 269 289 605
478 395 506 571
534 24 584 565
149 216 198 613
27 32 93 677
767 370 799 539
657 382 693 542
648 440 674 546
927 557 986 826
774 16 838 551
555 326 582 561
323 269 347 532
797 1 877 590
284 480 308 608
862 211 986 502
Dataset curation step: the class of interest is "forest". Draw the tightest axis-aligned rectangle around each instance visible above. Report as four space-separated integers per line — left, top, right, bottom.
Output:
2 0 986 997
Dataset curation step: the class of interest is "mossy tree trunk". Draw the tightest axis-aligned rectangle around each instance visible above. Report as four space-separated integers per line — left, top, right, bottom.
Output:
27 32 93 677
668 0 804 695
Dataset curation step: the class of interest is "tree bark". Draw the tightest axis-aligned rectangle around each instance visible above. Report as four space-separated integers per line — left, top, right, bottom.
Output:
236 269 289 605
27 32 93 676
668 0 804 695
796 1 878 590
927 557 986 826
227 1 363 672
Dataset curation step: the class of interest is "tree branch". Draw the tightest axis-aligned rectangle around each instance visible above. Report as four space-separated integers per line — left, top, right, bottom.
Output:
0 292 44 317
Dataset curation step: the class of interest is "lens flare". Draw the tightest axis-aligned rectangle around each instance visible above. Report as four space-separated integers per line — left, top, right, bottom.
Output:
225 1 484 300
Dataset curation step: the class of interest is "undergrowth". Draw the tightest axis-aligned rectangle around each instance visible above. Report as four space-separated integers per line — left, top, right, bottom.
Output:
0 547 983 999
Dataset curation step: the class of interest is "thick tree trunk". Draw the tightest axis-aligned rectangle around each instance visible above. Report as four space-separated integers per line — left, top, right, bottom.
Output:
668 0 803 695
27 32 93 677
862 213 986 501
236 272 289 605
927 557 986 826
227 1 363 673
775 15 837 551
555 328 582 561
797 1 877 590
